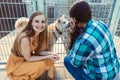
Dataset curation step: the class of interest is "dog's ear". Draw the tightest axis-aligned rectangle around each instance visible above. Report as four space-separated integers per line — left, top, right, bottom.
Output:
58 19 61 23
60 14 65 19
58 14 65 22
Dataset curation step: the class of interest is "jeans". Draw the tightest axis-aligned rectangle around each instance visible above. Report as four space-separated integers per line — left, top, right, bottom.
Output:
64 55 91 80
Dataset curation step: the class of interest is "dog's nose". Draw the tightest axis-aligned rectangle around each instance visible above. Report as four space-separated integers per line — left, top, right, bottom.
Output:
66 21 70 28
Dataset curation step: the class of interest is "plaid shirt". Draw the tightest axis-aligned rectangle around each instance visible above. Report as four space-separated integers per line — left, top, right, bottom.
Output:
68 19 120 80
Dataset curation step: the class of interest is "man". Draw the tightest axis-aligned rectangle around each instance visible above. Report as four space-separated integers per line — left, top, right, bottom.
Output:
64 1 120 80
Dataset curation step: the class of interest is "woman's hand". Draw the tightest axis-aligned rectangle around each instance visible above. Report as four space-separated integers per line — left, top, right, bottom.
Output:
53 54 60 60
40 51 60 61
49 54 60 61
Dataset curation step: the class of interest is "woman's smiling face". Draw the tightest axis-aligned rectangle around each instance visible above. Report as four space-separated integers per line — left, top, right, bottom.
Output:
32 14 46 34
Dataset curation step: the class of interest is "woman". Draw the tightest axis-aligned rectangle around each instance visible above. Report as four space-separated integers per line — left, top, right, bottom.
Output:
6 11 60 80
64 1 120 80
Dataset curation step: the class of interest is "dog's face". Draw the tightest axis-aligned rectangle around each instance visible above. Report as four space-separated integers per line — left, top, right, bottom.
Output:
55 15 70 32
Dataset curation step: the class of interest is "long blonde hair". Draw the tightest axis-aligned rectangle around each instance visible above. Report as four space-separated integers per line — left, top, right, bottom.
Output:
11 11 48 56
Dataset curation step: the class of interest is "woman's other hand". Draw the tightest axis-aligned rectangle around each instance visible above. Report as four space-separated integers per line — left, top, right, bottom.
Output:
49 54 60 61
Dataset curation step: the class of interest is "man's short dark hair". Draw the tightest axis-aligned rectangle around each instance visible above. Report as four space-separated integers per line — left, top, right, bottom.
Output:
69 1 92 24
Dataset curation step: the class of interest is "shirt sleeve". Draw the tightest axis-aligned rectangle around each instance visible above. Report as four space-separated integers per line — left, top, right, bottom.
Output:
69 41 93 68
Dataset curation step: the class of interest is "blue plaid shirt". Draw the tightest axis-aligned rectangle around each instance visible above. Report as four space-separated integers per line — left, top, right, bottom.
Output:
68 19 120 80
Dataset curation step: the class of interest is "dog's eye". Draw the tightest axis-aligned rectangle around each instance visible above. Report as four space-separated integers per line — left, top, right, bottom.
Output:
63 21 66 24
58 19 61 23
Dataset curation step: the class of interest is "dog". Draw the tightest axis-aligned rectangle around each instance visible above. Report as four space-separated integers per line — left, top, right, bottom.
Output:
47 15 71 50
